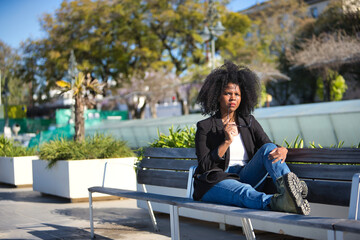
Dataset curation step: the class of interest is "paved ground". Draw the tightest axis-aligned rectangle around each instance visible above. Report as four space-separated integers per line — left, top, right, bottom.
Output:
0 184 303 240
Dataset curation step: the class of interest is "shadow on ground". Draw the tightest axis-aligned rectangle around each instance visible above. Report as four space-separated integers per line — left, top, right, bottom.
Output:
0 185 69 204
20 223 111 240
55 207 154 231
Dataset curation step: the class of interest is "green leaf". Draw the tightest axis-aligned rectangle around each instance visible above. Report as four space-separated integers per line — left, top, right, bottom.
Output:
39 134 134 168
149 125 196 148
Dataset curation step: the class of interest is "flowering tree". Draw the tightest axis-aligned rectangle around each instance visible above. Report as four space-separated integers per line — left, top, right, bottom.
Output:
118 69 179 119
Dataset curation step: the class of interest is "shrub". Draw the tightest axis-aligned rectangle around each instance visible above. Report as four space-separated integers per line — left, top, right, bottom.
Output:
150 125 196 148
39 134 135 168
281 135 304 148
0 135 37 157
281 135 359 149
149 126 359 149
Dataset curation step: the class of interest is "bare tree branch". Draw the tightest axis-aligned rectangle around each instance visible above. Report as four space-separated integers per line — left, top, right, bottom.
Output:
288 33 360 70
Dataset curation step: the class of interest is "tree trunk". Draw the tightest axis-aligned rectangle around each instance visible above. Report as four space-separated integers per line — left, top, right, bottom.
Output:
150 102 157 118
176 90 189 115
74 94 85 142
136 101 147 119
325 75 331 101
320 68 331 102
128 106 136 119
28 81 34 108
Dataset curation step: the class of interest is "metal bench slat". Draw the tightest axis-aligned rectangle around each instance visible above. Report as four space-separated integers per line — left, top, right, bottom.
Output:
174 199 342 231
263 177 352 206
333 219 360 233
305 180 351 206
287 148 360 164
89 186 181 204
137 169 188 189
289 164 360 181
144 147 197 159
139 158 197 171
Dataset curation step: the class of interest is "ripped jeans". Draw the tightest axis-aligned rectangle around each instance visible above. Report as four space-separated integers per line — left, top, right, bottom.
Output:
201 143 290 209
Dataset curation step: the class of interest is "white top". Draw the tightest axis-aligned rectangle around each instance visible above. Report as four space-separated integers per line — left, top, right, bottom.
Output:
229 134 249 166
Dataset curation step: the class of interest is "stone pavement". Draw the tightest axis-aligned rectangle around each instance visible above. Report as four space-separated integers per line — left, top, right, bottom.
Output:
0 184 302 240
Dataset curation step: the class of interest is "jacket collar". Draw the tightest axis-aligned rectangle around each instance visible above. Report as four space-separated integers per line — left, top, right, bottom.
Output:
213 111 224 132
213 111 249 128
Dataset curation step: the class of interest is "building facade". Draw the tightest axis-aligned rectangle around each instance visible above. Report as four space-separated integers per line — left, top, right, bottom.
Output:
240 0 359 18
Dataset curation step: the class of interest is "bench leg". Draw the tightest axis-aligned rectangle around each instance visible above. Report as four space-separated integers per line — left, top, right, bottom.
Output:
349 173 360 220
219 223 227 231
241 218 256 240
327 230 344 240
146 200 160 232
169 205 180 240
141 184 159 232
89 191 95 239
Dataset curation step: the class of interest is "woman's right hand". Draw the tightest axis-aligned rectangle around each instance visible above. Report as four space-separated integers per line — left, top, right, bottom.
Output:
218 119 238 158
223 118 238 144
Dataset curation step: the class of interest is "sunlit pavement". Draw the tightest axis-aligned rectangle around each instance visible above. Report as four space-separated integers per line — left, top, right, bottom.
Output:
0 184 301 240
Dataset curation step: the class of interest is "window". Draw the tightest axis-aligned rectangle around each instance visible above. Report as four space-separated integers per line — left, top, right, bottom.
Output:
310 7 319 18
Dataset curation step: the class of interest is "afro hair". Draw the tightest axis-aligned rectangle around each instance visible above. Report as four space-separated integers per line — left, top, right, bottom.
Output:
196 61 261 116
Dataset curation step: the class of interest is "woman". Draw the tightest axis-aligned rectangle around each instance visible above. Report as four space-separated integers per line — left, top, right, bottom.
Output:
193 61 310 215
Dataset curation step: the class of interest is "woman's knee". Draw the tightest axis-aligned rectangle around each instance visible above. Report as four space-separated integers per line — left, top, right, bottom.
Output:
260 143 277 155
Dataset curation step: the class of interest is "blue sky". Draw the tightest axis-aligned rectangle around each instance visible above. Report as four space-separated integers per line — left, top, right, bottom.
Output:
0 0 266 50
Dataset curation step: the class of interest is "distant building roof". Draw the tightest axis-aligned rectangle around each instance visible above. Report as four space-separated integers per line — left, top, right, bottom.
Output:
239 0 329 15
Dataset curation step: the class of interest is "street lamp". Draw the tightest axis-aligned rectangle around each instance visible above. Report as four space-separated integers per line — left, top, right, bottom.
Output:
2 76 11 137
201 0 226 69
0 70 2 106
68 50 78 124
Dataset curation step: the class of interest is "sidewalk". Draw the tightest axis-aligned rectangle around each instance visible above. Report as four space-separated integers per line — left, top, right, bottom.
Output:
0 184 302 240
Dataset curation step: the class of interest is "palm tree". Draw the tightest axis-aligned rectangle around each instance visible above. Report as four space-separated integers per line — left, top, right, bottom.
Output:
56 72 103 142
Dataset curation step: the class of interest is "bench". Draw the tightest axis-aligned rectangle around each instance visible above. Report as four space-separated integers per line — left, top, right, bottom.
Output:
88 147 360 240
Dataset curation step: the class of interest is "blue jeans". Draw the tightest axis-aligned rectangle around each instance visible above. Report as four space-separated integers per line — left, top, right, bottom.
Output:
201 143 290 210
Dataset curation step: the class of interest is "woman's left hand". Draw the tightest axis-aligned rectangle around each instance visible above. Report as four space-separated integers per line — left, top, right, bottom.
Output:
268 146 288 163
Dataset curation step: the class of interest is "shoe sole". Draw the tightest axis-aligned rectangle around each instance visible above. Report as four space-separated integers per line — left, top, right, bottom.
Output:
285 172 311 215
300 181 308 198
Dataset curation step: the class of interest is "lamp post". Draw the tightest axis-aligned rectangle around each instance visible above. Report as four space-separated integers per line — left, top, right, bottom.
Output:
0 70 2 106
3 77 9 127
3 76 11 138
201 0 226 69
68 50 78 124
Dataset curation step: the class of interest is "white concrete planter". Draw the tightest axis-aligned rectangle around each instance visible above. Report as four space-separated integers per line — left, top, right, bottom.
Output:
0 156 39 187
32 157 137 201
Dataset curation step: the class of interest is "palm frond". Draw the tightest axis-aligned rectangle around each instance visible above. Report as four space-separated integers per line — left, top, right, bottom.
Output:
56 80 71 90
86 79 103 94
73 72 85 95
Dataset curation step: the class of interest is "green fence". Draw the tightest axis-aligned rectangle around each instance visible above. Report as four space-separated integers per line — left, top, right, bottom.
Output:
55 109 128 126
27 110 129 147
0 118 56 134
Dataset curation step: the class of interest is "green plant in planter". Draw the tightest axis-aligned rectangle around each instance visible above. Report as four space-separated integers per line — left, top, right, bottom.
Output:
39 134 135 168
0 135 37 157
309 141 345 148
150 125 196 148
281 135 304 149
280 135 359 149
